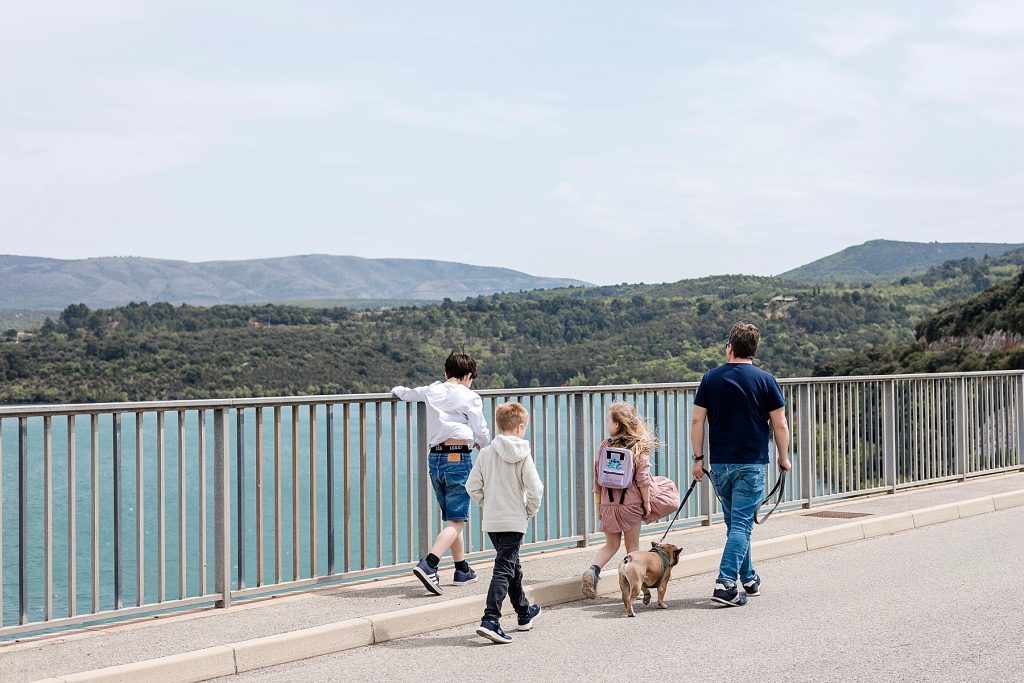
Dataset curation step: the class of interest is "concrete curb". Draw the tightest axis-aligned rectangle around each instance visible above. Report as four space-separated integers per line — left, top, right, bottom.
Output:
34 489 1024 683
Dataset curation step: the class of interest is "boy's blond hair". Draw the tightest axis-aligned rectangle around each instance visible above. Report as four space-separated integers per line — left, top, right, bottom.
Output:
495 402 529 432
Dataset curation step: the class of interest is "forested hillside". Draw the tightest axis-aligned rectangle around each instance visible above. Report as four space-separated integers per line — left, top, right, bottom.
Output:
817 270 1024 376
2 250 1023 403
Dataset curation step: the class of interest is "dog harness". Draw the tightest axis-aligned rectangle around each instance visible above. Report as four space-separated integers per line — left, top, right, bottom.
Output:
642 545 672 589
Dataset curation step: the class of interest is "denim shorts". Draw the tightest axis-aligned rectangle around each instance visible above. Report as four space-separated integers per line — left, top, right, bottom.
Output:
428 452 473 522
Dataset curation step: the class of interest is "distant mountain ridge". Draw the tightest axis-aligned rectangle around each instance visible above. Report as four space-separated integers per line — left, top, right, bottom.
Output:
0 254 589 309
782 240 1024 283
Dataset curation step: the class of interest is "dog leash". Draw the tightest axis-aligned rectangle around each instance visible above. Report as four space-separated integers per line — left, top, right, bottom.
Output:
655 473 704 545
754 470 787 525
654 467 788 545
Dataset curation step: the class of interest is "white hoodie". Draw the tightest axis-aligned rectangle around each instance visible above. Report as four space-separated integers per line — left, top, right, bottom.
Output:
392 381 490 448
466 434 544 533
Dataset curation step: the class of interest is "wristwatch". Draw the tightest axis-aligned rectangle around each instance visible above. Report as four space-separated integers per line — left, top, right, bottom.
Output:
693 455 705 462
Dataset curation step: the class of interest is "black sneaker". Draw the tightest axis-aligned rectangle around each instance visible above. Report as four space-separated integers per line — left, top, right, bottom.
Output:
517 604 542 631
712 581 748 607
476 619 512 644
742 574 761 596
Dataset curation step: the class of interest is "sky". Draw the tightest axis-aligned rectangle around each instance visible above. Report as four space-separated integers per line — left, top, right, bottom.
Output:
1 1 1022 285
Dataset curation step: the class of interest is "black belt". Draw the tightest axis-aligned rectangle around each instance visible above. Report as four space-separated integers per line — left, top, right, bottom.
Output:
429 444 472 453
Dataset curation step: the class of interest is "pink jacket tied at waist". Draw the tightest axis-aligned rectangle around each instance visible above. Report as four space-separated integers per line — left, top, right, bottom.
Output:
593 440 681 533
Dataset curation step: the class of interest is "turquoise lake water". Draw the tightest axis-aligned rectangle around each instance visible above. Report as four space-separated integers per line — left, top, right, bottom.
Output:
3 392 673 629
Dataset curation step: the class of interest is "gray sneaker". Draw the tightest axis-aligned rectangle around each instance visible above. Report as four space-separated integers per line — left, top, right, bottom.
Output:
581 566 599 599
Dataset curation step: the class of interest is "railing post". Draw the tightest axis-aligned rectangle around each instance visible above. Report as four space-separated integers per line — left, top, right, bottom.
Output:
236 408 245 590
214 408 231 609
799 383 815 509
1017 374 1024 471
882 380 897 494
18 417 28 625
416 402 430 557
954 378 967 482
112 413 122 610
326 405 335 576
700 422 712 526
573 393 590 547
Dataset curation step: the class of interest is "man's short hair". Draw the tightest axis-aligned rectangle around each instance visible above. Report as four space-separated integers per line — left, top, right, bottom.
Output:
729 322 760 359
495 402 529 432
444 349 477 379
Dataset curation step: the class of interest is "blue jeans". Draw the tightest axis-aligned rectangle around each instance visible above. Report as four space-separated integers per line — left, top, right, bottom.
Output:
428 452 473 522
710 463 765 585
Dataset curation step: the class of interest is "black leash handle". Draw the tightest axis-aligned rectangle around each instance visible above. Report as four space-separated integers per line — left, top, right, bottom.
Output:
655 471 705 545
754 470 787 525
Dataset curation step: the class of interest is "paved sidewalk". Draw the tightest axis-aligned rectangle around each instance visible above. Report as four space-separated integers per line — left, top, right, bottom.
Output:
2 471 1023 682
228 506 1024 682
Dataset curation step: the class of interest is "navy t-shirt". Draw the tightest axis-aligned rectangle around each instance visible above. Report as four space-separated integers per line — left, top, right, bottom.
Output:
693 363 786 465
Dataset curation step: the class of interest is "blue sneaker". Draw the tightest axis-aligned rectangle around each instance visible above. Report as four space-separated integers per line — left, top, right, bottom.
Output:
476 618 512 644
452 567 478 586
742 574 761 596
517 604 542 631
413 558 442 595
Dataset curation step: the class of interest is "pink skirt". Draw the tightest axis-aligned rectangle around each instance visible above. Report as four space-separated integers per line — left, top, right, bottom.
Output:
598 501 645 533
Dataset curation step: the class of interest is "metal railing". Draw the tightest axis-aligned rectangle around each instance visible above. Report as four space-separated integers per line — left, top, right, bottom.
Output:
1 370 1022 637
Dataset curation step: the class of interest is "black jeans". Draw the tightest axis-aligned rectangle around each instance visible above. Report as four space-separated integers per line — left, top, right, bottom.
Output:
484 532 530 621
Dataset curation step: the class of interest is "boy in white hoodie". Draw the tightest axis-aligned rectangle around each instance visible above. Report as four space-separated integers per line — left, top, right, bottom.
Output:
466 402 544 644
393 350 490 595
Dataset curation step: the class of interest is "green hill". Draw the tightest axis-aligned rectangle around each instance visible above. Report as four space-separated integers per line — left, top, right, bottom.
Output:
781 240 1024 283
3 250 1024 403
815 270 1024 376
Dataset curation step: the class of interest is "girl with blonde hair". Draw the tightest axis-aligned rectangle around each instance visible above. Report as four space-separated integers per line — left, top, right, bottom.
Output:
581 401 680 598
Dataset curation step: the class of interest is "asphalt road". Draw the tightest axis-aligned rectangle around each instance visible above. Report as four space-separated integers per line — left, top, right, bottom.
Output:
226 507 1024 683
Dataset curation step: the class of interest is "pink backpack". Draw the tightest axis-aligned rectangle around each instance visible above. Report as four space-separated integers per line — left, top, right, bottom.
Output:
597 445 635 504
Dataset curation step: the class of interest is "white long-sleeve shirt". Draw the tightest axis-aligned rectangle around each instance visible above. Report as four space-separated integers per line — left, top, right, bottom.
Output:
391 381 491 448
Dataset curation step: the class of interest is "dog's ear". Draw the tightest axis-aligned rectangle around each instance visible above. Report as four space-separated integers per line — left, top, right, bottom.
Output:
651 541 659 550
671 546 683 565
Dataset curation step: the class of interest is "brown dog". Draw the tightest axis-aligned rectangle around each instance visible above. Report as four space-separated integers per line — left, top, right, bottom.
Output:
618 542 683 617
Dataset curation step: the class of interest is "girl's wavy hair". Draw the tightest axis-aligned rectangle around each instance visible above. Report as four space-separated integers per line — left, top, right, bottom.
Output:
607 401 659 462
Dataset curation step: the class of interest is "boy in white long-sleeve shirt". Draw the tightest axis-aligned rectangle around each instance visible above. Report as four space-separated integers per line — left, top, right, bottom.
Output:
466 401 544 644
392 350 491 595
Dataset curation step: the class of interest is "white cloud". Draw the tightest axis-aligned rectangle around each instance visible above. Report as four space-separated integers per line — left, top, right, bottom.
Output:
947 0 1024 38
907 42 1024 125
813 13 908 57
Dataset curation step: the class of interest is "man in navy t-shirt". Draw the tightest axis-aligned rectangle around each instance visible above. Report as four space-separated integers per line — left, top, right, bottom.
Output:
691 322 791 607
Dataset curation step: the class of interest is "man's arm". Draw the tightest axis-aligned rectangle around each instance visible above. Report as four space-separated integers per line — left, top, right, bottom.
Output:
769 407 792 471
690 405 708 481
